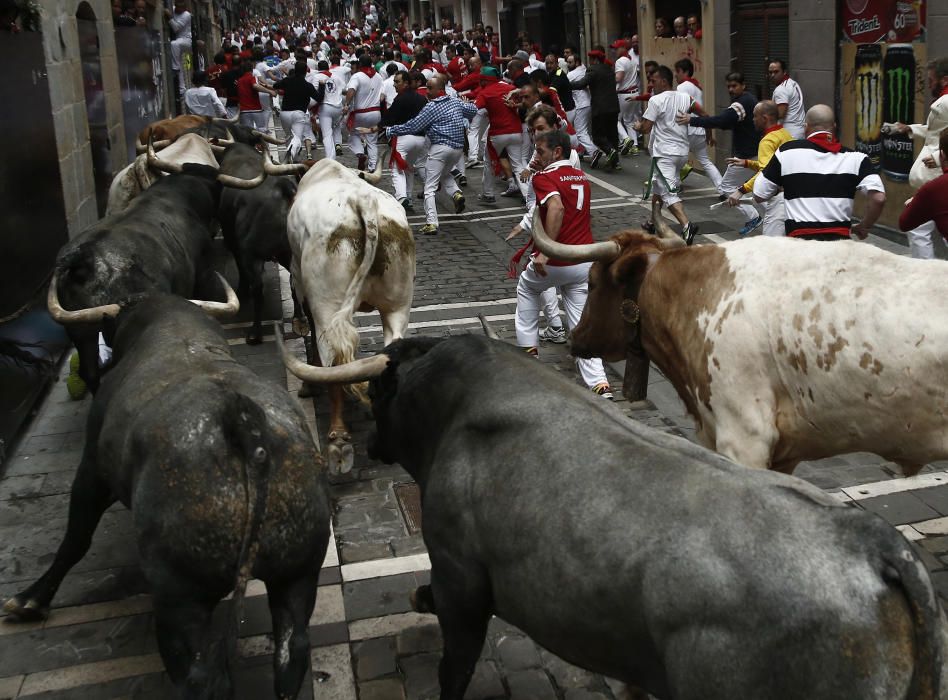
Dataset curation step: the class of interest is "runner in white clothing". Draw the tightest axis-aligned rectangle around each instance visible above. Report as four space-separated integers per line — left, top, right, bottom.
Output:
769 60 806 139
674 58 723 189
634 65 700 244
344 54 384 170
566 54 598 159
165 0 191 99
613 36 641 155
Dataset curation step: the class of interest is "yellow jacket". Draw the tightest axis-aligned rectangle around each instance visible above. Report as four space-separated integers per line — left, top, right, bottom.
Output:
740 125 794 192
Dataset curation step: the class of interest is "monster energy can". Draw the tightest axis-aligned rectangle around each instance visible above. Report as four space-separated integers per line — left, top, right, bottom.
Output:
854 44 882 171
882 43 915 181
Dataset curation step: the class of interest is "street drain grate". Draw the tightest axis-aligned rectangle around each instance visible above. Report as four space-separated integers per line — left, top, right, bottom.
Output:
394 482 423 534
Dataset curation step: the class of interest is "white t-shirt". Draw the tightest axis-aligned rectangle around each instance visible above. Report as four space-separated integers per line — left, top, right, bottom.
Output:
185 85 227 117
676 79 705 137
642 90 694 157
567 65 590 110
772 76 805 139
614 54 639 93
381 75 397 108
311 71 346 107
346 70 383 110
169 10 191 40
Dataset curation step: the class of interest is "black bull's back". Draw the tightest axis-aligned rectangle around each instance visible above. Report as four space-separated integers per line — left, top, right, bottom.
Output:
368 335 945 700
5 296 330 699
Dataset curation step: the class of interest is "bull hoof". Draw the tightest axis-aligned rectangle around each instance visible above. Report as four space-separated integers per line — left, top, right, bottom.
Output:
2 595 49 622
410 585 436 614
297 383 314 399
245 331 263 346
291 317 310 337
327 440 354 475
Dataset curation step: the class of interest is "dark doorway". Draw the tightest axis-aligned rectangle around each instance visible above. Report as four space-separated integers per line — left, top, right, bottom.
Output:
77 2 112 217
733 1 789 100
114 27 164 163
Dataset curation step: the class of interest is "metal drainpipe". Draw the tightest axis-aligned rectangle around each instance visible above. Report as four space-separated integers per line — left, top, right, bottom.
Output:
583 0 594 54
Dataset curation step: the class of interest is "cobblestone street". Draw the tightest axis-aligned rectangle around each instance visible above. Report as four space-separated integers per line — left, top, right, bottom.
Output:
2 145 948 699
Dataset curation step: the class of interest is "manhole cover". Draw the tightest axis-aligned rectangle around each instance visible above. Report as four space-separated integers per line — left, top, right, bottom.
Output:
394 482 423 534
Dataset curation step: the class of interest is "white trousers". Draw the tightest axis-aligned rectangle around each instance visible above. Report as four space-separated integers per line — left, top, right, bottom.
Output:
570 106 597 156
423 143 463 227
279 110 315 160
516 260 607 389
652 155 687 207
907 220 937 259
318 103 343 159
349 111 381 168
617 96 641 145
483 132 529 198
391 134 428 201
720 164 760 222
688 133 723 189
762 193 787 236
170 37 190 95
467 112 488 160
239 110 269 131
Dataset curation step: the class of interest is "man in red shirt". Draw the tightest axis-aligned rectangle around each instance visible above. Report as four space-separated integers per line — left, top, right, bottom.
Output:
236 59 277 130
899 128 948 238
514 129 613 399
475 65 529 203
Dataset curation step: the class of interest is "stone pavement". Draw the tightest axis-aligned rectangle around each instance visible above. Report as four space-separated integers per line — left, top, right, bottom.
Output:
2 142 948 699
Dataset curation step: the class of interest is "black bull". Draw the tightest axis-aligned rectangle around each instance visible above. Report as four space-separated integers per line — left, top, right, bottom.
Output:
4 296 330 700
53 166 223 393
364 335 946 700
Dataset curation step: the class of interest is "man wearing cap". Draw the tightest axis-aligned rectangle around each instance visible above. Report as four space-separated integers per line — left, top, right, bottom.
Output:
569 46 620 169
613 36 641 156
344 54 384 171
475 65 530 203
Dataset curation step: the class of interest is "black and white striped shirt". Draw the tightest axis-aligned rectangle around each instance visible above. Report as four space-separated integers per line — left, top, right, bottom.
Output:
753 133 885 238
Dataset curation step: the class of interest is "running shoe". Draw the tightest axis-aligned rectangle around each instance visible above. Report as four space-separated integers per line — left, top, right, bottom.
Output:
419 223 438 236
539 325 567 344
591 382 614 400
683 222 700 246
453 191 466 214
589 150 604 169
478 193 497 204
738 216 763 237
680 163 694 181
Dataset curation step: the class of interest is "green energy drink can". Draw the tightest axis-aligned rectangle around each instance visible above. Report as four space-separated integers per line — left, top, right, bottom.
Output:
854 44 882 170
882 43 915 181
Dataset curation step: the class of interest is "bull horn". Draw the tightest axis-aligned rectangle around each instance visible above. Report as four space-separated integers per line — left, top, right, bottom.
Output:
252 129 290 146
209 144 227 153
263 153 308 176
477 314 501 340
357 155 384 184
212 128 235 147
189 272 240 317
216 168 266 189
530 207 620 263
146 134 183 174
47 273 121 324
136 138 172 154
213 110 240 124
274 322 390 383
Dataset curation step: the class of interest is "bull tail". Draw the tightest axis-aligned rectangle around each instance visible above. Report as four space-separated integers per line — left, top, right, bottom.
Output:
879 530 945 699
221 392 273 667
321 196 380 403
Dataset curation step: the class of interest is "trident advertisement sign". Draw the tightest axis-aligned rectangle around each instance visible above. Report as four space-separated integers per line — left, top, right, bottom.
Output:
841 0 926 44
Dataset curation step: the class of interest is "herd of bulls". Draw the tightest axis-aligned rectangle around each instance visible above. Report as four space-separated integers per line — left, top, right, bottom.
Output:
3 113 948 699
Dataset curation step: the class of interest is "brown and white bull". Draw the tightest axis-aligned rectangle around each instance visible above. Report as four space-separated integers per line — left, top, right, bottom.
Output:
275 157 415 473
532 202 948 475
106 133 221 215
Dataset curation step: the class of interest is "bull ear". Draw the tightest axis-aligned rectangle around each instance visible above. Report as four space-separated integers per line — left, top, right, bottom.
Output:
609 247 651 288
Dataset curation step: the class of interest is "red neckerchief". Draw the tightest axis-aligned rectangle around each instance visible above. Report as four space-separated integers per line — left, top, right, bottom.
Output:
615 49 629 60
359 66 377 79
807 131 842 153
941 85 948 98
320 70 331 77
764 124 783 135
780 74 790 84
682 77 702 90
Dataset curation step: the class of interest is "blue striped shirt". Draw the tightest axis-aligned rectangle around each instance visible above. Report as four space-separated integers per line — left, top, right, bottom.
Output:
385 95 477 149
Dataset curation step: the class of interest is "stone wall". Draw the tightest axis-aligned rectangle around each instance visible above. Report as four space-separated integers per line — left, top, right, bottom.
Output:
38 0 127 237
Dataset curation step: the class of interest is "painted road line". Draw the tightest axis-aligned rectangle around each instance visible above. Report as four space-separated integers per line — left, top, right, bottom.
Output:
17 653 165 697
355 313 515 336
341 552 432 582
349 612 434 642
358 297 518 316
841 470 948 501
897 524 926 541
911 517 948 537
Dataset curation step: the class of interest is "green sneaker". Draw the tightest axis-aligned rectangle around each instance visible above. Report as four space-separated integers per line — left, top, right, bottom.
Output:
66 352 87 400
680 163 694 181
419 223 438 236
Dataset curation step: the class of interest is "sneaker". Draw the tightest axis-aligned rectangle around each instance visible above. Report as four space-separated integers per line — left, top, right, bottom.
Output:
455 174 468 187
501 186 521 198
738 216 763 237
477 193 497 205
683 222 700 246
680 163 694 181
335 144 343 156
606 149 620 168
66 352 87 400
465 158 482 169
419 223 438 236
399 197 414 211
589 150 603 169
591 382 614 400
539 325 567 344
628 144 640 156
453 191 466 214
523 346 539 357
618 137 632 155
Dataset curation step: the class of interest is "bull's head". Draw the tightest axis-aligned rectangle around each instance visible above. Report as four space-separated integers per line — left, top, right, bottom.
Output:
530 199 684 364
